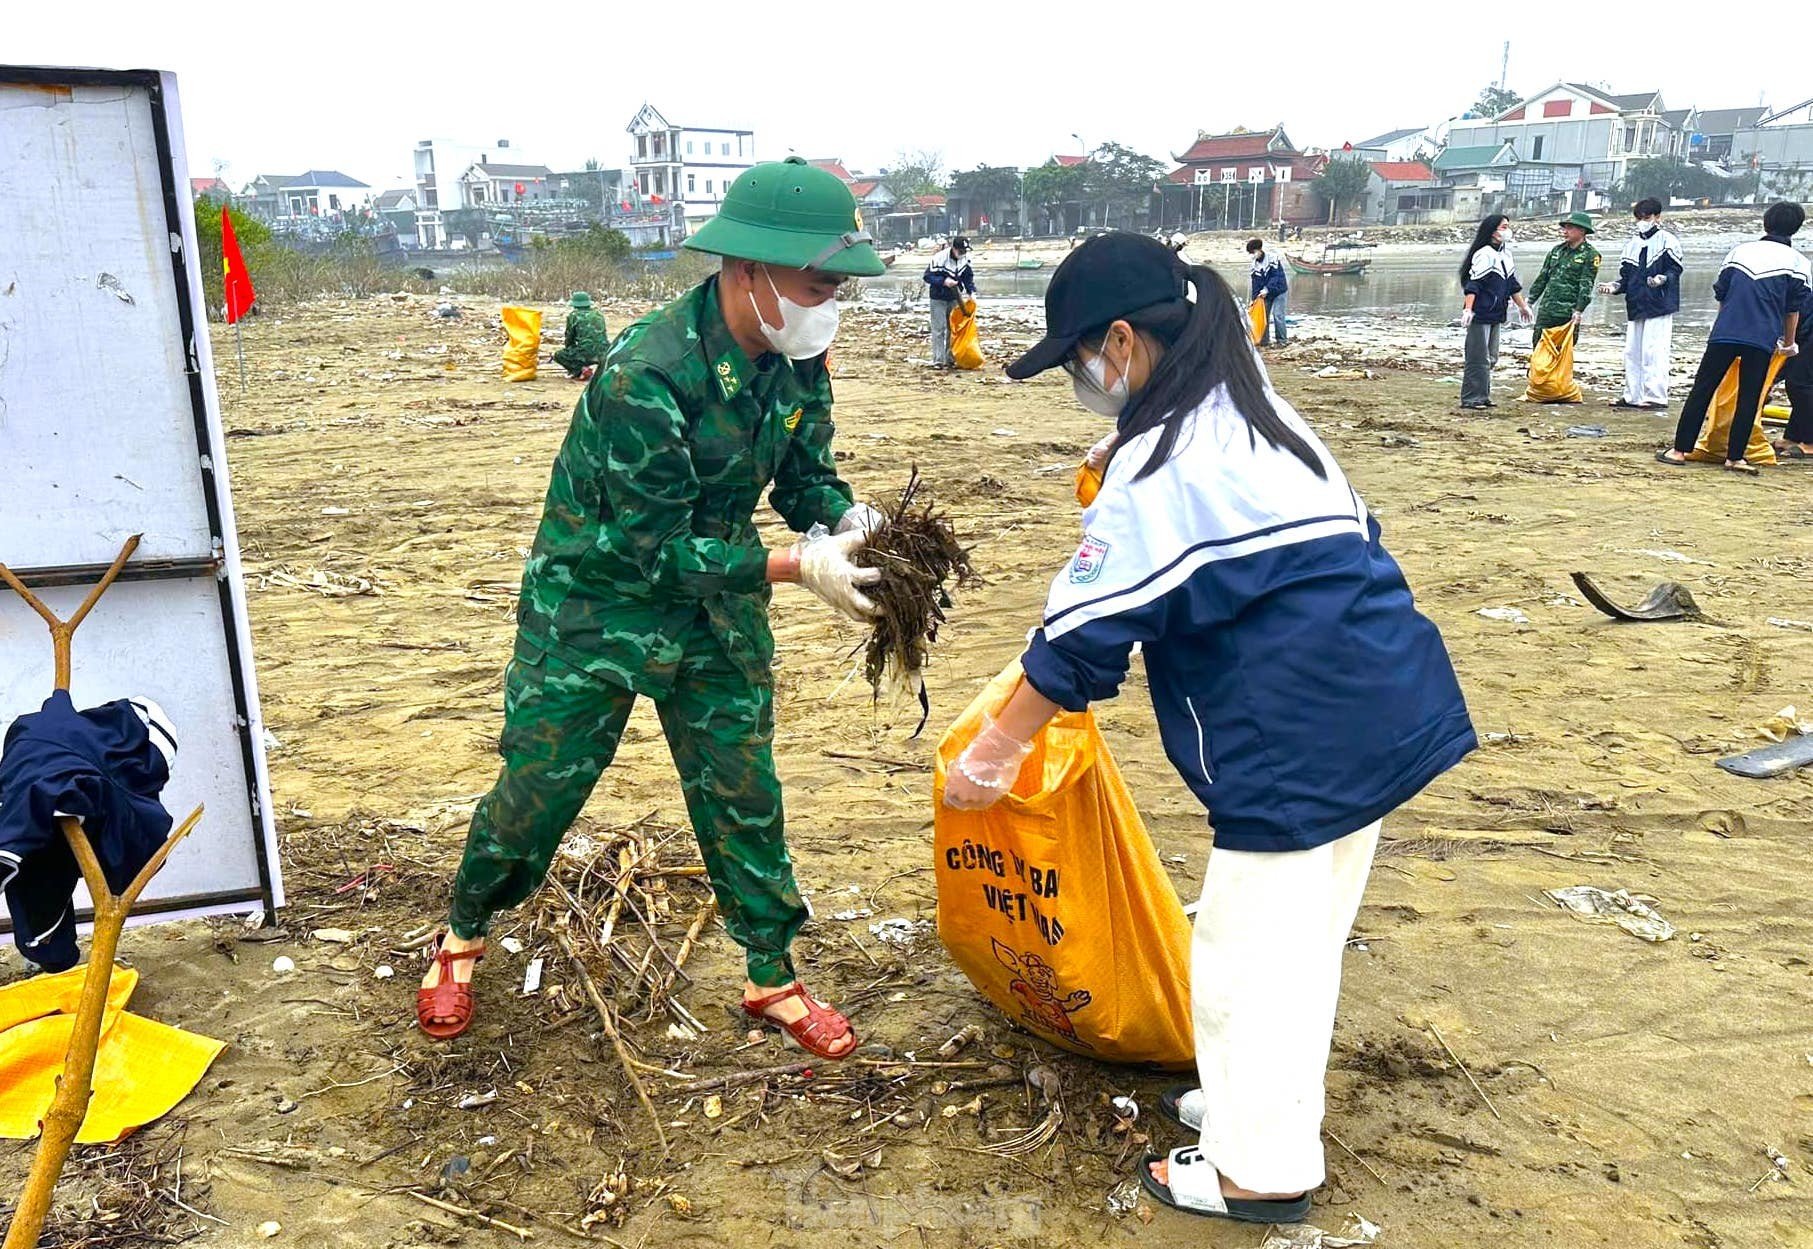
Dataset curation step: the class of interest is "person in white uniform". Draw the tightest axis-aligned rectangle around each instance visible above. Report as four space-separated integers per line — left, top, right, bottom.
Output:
1599 197 1684 409
943 232 1476 1225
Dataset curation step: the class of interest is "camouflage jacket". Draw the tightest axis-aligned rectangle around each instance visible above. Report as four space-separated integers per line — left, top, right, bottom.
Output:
515 277 855 695
1528 241 1602 326
562 306 612 363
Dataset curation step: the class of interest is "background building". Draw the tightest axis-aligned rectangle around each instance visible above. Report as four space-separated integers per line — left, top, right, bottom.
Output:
626 103 755 238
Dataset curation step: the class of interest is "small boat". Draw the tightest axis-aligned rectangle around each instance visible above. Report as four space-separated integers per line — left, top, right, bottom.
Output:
1014 257 1045 270
1287 240 1374 276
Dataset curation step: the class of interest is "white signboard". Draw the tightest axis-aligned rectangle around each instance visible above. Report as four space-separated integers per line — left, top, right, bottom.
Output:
0 66 282 928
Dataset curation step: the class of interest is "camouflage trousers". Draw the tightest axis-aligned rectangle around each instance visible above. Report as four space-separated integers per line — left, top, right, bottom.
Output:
551 345 595 377
448 627 805 986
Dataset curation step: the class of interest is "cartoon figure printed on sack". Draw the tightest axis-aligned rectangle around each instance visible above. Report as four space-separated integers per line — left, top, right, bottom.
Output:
993 938 1093 1047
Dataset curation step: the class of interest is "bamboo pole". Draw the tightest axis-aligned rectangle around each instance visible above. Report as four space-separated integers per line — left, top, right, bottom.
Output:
1 536 202 1249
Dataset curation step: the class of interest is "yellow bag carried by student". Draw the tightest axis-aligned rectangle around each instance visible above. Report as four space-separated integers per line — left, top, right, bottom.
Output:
1522 325 1583 403
1248 297 1267 346
933 662 1194 1068
949 297 984 370
501 306 542 382
1686 351 1787 465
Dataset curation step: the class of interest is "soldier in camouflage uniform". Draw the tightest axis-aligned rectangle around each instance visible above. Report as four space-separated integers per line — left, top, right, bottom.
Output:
418 160 889 1058
552 291 611 379
1528 212 1602 339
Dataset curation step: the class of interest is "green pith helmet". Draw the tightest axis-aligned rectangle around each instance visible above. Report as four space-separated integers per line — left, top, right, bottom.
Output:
683 157 886 277
1562 211 1595 234
570 291 593 308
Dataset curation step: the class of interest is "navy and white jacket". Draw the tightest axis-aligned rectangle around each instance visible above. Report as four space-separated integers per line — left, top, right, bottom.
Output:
1709 235 1812 350
1250 250 1289 301
0 691 177 972
1463 244 1523 324
1613 225 1684 321
923 247 975 302
1020 382 1476 853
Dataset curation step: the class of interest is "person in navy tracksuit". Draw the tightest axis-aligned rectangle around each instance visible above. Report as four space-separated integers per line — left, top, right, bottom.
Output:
1599 198 1685 409
1246 237 1290 345
923 237 976 369
948 233 1474 1225
1659 201 1809 473
1458 213 1533 409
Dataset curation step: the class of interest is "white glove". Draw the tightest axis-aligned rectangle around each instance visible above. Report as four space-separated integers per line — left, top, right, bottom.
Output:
1780 339 1801 357
1648 274 1668 288
943 715 1036 811
834 503 886 538
1570 311 1583 325
796 528 881 621
1596 282 1617 295
1459 308 1474 328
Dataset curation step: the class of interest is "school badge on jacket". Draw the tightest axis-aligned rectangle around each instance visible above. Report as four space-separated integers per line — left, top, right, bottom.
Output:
1070 535 1111 584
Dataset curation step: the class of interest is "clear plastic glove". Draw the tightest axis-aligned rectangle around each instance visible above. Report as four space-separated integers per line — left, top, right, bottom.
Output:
1780 339 1801 357
796 527 881 621
943 715 1035 811
1459 307 1474 328
1570 311 1583 325
1517 305 1534 325
1648 274 1668 288
1084 433 1118 472
834 503 886 538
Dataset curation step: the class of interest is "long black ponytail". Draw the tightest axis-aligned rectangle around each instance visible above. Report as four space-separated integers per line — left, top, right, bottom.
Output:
1079 262 1325 481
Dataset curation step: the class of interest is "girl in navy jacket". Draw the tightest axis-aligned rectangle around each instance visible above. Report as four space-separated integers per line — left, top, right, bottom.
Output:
948 232 1474 1224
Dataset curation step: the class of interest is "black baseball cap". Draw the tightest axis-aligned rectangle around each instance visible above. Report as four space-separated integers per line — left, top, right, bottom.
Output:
1007 231 1189 379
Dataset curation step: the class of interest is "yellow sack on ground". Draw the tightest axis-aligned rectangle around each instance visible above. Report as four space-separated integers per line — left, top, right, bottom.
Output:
934 662 1193 1068
501 306 542 382
1248 297 1267 345
949 298 984 370
0 965 224 1144
1686 351 1786 465
1522 325 1583 403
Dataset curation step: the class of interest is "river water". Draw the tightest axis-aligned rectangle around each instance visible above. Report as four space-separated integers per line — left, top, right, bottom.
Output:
863 234 1757 338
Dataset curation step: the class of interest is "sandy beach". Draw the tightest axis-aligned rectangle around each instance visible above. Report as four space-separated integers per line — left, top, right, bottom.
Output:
3 287 1811 1249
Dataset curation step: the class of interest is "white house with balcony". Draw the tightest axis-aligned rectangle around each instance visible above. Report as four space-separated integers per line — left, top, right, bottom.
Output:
626 103 755 236
1446 84 1679 209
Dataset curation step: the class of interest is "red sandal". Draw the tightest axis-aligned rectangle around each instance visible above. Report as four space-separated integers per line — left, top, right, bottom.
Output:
415 934 484 1040
742 983 857 1061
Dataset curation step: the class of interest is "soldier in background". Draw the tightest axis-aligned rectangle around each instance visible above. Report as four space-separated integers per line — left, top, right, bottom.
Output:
552 290 610 380
417 159 887 1059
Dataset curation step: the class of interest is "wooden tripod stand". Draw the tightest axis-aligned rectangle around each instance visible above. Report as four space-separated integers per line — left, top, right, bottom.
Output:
0 535 203 1249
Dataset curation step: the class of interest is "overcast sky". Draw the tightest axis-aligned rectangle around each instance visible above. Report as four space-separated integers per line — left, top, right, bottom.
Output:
10 5 1797 192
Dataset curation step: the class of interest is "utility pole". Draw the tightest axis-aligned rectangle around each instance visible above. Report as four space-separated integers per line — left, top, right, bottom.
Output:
1498 41 1509 91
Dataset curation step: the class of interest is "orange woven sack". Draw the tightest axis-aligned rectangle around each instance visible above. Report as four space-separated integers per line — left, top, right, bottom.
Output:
933 661 1193 1067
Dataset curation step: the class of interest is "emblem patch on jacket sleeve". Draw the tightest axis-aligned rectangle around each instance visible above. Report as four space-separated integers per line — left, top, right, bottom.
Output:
1069 535 1111 584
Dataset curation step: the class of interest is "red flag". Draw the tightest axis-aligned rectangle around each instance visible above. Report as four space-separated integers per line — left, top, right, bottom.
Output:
221 206 255 325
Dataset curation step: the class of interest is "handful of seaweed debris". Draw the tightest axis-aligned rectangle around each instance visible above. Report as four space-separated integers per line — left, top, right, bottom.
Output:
852 467 978 732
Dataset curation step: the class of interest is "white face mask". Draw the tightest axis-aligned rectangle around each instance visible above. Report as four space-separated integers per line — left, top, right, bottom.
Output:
751 267 839 360
1071 339 1129 418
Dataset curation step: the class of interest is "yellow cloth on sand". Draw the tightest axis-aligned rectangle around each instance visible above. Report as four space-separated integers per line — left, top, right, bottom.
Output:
0 964 224 1144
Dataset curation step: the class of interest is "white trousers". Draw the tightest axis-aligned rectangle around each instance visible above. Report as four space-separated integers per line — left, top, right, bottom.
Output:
1623 314 1674 406
1192 820 1381 1194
